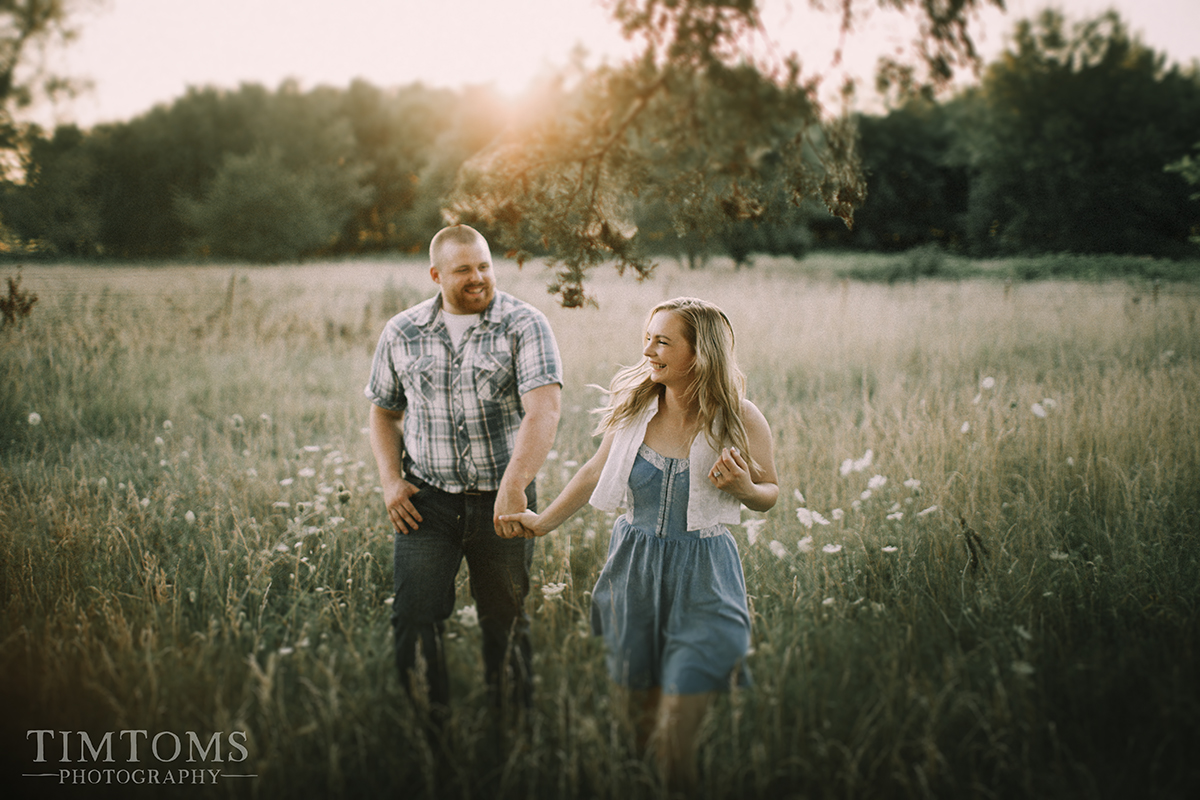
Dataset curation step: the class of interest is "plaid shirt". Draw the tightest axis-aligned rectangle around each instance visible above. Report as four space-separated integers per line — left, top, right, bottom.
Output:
365 290 562 493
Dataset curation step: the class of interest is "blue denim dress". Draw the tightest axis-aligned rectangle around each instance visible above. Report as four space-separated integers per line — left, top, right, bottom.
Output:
590 444 752 694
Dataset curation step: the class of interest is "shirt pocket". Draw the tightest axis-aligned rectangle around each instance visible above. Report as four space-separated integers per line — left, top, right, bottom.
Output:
473 348 516 403
395 353 437 404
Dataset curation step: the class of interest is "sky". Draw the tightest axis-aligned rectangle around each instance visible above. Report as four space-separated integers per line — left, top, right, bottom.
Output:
35 0 1200 129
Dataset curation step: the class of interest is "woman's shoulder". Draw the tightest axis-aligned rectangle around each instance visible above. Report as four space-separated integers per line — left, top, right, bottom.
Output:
738 397 770 429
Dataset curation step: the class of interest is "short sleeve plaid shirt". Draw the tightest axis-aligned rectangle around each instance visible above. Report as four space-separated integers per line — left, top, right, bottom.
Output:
364 290 563 493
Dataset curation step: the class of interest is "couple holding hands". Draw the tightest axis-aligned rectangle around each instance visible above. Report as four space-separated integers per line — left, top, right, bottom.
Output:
366 225 778 790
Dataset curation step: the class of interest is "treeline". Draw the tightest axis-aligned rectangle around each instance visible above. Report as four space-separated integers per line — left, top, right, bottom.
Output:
1 8 1198 264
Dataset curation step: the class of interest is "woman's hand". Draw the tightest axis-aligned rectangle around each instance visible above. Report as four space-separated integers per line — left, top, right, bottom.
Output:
709 446 754 499
497 510 549 538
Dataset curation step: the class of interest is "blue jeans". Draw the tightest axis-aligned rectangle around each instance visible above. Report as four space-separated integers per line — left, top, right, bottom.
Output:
391 477 536 718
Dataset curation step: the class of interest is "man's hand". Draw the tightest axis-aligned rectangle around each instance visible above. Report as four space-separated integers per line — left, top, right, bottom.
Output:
498 510 546 538
493 483 529 538
382 475 423 534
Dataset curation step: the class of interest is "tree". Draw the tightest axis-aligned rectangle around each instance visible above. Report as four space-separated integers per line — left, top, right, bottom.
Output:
851 98 969 251
962 9 1200 255
444 0 1004 306
0 0 95 154
177 147 364 262
1165 142 1200 244
0 123 99 253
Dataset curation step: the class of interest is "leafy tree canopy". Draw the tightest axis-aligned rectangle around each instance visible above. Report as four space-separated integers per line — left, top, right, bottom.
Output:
0 0 95 154
445 0 1003 305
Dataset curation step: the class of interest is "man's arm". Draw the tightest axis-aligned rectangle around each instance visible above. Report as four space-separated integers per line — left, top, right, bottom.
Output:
368 402 423 534
493 383 561 537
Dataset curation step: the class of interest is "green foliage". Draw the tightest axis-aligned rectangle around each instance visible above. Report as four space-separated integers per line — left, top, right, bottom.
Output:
446 0 1005 305
1165 141 1200 243
177 147 365 262
0 124 100 254
962 9 1200 256
0 0 92 153
851 100 969 250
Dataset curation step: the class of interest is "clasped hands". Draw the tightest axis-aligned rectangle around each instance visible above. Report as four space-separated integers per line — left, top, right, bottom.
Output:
495 447 750 539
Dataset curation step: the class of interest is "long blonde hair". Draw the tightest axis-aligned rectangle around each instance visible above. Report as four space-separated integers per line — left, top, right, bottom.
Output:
595 297 753 461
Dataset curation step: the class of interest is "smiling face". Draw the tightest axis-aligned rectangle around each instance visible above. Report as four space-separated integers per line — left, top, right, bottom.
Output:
643 310 695 388
431 238 496 315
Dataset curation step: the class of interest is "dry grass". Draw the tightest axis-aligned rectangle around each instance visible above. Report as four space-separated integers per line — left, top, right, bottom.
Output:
2 256 1198 799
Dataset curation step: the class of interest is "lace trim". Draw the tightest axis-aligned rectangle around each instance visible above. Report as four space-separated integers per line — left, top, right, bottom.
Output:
636 443 689 474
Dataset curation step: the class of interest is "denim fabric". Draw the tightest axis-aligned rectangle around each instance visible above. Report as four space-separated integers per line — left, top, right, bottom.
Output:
591 445 751 694
391 477 536 716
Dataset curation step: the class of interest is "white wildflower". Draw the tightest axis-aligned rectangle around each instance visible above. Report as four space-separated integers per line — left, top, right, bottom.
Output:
868 474 888 490
769 540 788 559
886 511 904 521
822 597 836 607
903 479 922 490
1042 398 1057 409
298 467 316 478
185 510 196 525
278 647 294 656
155 436 165 447
140 497 150 508
456 605 479 628
230 414 245 429
981 376 996 390
860 489 873 501
916 505 939 517
162 420 173 430
797 535 814 553
275 543 290 553
961 421 971 434
28 412 42 426
1031 403 1047 418
1011 660 1035 677
1049 550 1069 561
796 508 814 528
831 508 844 521
1014 625 1032 642
273 501 291 509
793 489 806 504
822 543 843 554
811 510 830 526
280 478 294 486
839 459 854 477
882 545 899 553
542 582 567 600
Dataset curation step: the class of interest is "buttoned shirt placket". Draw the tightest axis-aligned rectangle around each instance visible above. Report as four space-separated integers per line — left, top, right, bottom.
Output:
445 318 480 490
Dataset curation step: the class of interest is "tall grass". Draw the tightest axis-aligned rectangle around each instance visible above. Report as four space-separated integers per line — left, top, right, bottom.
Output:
2 258 1198 799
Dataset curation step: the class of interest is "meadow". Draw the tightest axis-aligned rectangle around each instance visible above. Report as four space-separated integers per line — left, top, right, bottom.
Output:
1 255 1198 799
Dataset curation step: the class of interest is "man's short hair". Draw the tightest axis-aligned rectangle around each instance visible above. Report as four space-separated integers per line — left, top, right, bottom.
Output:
430 225 488 266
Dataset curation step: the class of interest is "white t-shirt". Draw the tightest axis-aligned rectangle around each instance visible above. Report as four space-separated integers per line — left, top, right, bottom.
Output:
442 311 480 349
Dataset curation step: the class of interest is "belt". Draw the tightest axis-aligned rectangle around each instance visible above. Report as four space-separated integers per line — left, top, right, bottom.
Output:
409 475 494 497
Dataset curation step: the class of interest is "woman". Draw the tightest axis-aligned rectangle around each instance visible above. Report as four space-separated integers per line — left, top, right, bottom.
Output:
500 297 779 791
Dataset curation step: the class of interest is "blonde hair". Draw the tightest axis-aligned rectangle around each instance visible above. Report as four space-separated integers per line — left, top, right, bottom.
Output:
595 297 753 461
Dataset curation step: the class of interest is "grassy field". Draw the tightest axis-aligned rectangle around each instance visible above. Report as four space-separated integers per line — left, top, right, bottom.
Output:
2 255 1198 799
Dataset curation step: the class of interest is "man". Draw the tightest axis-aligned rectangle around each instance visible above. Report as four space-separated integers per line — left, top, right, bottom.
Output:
365 224 562 728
